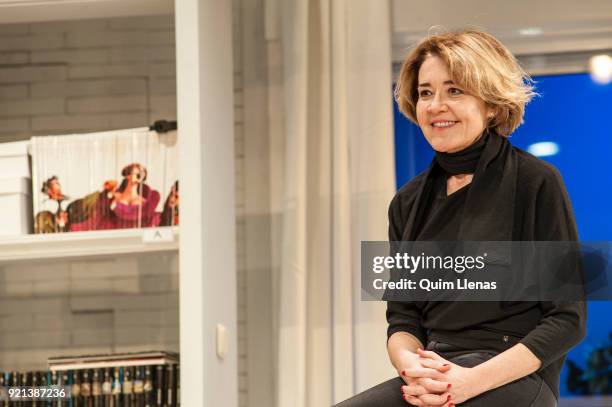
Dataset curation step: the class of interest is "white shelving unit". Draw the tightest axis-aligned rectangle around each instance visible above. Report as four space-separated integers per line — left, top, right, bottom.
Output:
0 1 237 405
0 0 173 24
0 227 179 262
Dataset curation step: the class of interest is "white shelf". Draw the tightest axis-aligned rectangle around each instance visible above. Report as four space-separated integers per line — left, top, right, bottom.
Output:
0 226 178 262
0 0 173 24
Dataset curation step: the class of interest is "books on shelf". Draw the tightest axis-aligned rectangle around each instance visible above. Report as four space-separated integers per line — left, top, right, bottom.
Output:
0 351 184 406
0 364 180 407
48 351 179 371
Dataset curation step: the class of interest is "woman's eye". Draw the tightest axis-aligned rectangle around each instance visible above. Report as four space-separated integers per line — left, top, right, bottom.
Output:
418 90 432 98
449 87 463 95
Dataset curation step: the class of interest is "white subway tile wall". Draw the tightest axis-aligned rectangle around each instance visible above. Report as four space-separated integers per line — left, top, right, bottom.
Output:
0 253 179 371
0 11 248 406
0 15 176 141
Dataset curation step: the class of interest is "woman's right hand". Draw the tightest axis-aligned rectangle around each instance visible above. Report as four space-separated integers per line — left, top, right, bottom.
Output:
387 334 452 406
397 352 453 406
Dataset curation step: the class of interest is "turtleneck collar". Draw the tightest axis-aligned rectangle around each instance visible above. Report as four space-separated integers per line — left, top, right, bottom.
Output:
435 131 489 175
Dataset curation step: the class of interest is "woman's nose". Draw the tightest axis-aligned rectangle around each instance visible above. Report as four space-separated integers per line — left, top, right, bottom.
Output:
427 94 448 114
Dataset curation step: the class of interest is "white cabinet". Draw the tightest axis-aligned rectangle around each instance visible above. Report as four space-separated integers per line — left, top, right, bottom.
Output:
0 1 237 405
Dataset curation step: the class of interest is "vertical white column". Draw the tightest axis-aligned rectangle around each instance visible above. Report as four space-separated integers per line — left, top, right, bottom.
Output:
346 0 396 394
175 0 237 406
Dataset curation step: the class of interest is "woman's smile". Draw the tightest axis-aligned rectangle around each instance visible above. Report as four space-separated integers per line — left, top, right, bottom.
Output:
431 120 459 129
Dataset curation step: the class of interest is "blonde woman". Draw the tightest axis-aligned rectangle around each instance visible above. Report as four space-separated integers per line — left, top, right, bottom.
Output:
336 30 585 407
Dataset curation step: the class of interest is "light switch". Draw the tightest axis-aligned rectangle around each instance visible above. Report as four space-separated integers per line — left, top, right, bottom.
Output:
216 324 228 359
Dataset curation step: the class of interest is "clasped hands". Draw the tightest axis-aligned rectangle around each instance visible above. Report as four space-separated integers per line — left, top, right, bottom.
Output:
399 348 482 406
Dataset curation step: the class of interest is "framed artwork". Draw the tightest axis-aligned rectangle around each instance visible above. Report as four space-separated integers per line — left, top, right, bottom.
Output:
31 128 179 233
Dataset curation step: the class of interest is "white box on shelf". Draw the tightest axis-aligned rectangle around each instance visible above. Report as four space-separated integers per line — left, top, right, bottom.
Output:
0 141 31 179
0 177 32 235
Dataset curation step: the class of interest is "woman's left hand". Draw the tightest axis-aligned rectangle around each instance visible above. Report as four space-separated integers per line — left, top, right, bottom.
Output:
415 348 488 405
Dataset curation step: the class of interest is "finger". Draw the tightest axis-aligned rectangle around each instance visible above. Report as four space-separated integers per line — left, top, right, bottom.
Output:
401 376 418 387
401 367 445 381
417 348 446 362
403 393 425 405
425 403 452 407
402 383 428 397
418 392 451 406
416 377 452 393
436 364 451 373
419 358 451 372
429 401 450 407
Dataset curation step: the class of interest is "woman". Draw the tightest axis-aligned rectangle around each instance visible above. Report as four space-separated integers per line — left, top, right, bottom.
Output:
36 176 69 233
336 30 585 406
159 180 179 226
71 163 160 230
110 163 160 228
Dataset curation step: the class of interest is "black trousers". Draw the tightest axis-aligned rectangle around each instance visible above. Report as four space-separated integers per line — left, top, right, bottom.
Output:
334 341 556 407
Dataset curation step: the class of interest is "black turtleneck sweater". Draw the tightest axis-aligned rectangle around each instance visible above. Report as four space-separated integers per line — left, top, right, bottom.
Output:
435 132 487 175
386 132 586 400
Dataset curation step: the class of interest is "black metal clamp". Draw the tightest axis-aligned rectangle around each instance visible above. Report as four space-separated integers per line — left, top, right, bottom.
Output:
149 120 178 133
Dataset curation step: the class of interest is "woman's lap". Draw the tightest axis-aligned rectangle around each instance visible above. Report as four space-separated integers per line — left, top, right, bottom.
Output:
334 376 406 407
333 351 556 407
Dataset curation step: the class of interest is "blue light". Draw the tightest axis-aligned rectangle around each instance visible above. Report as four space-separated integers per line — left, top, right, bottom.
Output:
527 141 560 157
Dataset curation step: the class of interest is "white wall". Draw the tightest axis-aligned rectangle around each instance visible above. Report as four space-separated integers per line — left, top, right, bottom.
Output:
0 0 173 24
0 15 176 142
391 0 612 60
0 253 179 371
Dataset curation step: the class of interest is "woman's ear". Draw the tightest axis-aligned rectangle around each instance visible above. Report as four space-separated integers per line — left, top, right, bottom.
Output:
486 105 497 119
486 105 498 126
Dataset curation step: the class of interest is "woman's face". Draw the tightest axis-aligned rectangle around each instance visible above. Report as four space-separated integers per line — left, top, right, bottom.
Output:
129 167 143 183
49 179 61 195
415 55 493 153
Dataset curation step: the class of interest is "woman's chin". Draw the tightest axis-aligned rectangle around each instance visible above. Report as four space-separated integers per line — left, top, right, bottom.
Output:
426 135 475 153
428 139 457 153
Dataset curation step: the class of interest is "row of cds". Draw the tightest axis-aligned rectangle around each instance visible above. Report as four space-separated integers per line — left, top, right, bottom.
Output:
0 364 179 407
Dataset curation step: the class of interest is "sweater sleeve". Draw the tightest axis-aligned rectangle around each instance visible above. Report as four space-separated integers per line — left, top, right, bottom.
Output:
519 166 587 370
385 193 428 346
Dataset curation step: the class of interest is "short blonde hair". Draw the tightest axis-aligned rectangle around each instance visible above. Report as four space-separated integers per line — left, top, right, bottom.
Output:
394 30 536 136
